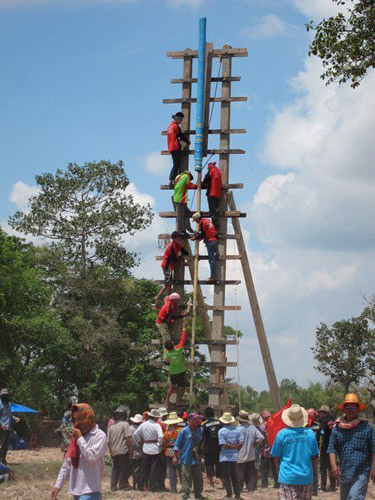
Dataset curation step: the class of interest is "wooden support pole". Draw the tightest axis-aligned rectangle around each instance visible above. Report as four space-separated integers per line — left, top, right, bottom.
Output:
226 190 281 411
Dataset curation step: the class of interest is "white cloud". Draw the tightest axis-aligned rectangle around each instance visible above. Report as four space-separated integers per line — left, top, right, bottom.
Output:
253 173 295 207
164 0 204 7
293 0 346 20
10 181 40 212
243 14 299 39
142 151 170 177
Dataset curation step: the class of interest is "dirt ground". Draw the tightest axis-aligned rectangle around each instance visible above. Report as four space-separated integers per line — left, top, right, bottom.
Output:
2 447 375 499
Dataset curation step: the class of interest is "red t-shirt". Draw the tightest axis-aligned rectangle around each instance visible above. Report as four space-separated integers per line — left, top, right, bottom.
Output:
208 165 222 198
162 240 182 270
200 218 217 242
167 121 180 152
156 296 179 325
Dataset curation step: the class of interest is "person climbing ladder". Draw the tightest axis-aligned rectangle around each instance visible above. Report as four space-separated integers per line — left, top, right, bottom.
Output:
167 112 191 187
191 212 218 283
164 318 189 409
173 170 195 237
155 293 191 343
202 161 222 231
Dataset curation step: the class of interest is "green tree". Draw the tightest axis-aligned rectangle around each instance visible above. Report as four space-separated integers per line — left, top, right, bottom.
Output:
312 315 375 391
9 161 153 276
306 0 375 88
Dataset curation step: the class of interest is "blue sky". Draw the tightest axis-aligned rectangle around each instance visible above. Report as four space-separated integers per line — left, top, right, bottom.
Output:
1 0 374 393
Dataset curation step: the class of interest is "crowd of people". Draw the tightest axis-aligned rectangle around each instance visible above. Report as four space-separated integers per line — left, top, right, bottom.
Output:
48 392 375 500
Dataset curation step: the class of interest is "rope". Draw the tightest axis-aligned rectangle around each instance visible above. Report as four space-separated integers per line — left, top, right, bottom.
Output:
234 287 241 411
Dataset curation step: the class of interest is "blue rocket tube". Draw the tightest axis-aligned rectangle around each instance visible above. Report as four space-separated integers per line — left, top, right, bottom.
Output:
194 17 206 172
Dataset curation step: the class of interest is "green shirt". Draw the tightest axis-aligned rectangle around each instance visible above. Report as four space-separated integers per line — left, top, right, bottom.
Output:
165 346 186 375
173 173 190 204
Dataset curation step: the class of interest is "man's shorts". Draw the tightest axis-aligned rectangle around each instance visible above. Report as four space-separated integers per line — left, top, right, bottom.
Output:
204 452 222 478
170 371 187 388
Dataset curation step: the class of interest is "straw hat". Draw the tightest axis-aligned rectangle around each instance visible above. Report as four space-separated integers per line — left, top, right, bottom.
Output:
238 410 249 423
130 414 143 424
165 412 183 426
250 413 263 426
219 412 236 425
281 404 308 428
337 393 366 412
318 405 330 413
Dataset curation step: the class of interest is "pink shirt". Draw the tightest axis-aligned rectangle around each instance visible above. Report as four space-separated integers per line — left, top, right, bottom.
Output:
55 425 108 496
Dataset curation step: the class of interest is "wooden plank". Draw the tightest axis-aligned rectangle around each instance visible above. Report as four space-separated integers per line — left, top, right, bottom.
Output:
153 279 241 285
163 97 247 104
158 211 246 218
161 149 245 155
149 360 237 368
151 338 238 345
155 255 241 261
150 382 237 389
159 183 244 190
205 305 241 311
227 190 281 411
157 233 240 240
171 76 241 83
161 129 246 135
167 48 248 58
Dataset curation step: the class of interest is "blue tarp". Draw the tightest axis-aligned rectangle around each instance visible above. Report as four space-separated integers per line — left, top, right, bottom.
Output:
10 402 37 413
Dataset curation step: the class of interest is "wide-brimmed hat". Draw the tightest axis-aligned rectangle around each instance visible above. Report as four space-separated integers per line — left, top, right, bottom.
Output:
281 404 308 428
147 409 160 418
250 413 263 426
219 412 236 425
130 414 143 424
158 407 168 417
318 405 330 413
337 393 366 412
0 388 9 395
238 410 249 422
165 412 183 425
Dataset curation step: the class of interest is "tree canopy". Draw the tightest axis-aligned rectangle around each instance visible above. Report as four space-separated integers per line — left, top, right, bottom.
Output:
306 0 375 88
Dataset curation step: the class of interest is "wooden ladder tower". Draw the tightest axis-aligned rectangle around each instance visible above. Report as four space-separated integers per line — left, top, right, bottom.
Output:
154 43 281 413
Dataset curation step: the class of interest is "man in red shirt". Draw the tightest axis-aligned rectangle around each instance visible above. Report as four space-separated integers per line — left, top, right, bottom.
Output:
191 213 218 283
167 112 191 187
155 231 190 303
156 293 191 343
202 161 222 230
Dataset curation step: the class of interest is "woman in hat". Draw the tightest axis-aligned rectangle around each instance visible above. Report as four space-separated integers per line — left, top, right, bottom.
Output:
218 412 244 499
328 393 375 500
164 412 183 493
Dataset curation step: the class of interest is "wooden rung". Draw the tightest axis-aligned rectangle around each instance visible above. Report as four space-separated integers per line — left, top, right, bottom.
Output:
155 255 241 261
194 339 238 345
158 211 246 218
167 48 248 59
171 76 241 84
161 129 246 135
153 280 241 285
205 305 242 311
161 149 245 155
150 382 237 389
157 233 241 240
159 183 244 190
163 97 247 104
149 360 237 368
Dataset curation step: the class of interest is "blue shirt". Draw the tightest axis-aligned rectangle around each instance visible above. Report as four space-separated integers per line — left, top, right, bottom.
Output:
218 425 244 462
174 425 203 466
0 400 12 430
271 427 319 485
327 420 375 484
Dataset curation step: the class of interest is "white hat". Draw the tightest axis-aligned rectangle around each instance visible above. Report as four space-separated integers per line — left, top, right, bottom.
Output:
147 409 160 418
158 407 168 417
281 404 308 428
130 414 143 424
0 388 9 395
192 212 201 221
238 410 249 422
169 293 180 301
219 412 236 424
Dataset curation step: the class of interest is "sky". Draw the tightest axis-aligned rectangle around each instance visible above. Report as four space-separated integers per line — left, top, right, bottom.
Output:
1 0 374 393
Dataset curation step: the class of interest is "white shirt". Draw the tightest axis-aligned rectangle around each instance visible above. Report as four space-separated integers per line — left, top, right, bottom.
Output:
55 425 108 496
133 419 163 455
237 423 264 463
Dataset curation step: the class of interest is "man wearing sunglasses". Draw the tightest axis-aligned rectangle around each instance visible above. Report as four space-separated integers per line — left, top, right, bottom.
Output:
328 393 375 500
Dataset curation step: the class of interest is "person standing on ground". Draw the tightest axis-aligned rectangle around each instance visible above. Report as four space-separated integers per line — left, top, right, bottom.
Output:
129 414 143 490
155 231 190 303
259 410 279 489
218 412 244 499
237 410 264 493
173 412 204 500
173 170 195 236
306 408 320 497
317 405 336 492
202 406 223 490
134 409 164 492
51 403 108 500
0 389 19 465
271 404 319 500
202 161 222 230
156 293 191 344
157 408 169 492
164 319 189 408
107 405 133 492
191 213 218 283
167 112 191 187
164 411 184 493
328 393 375 500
